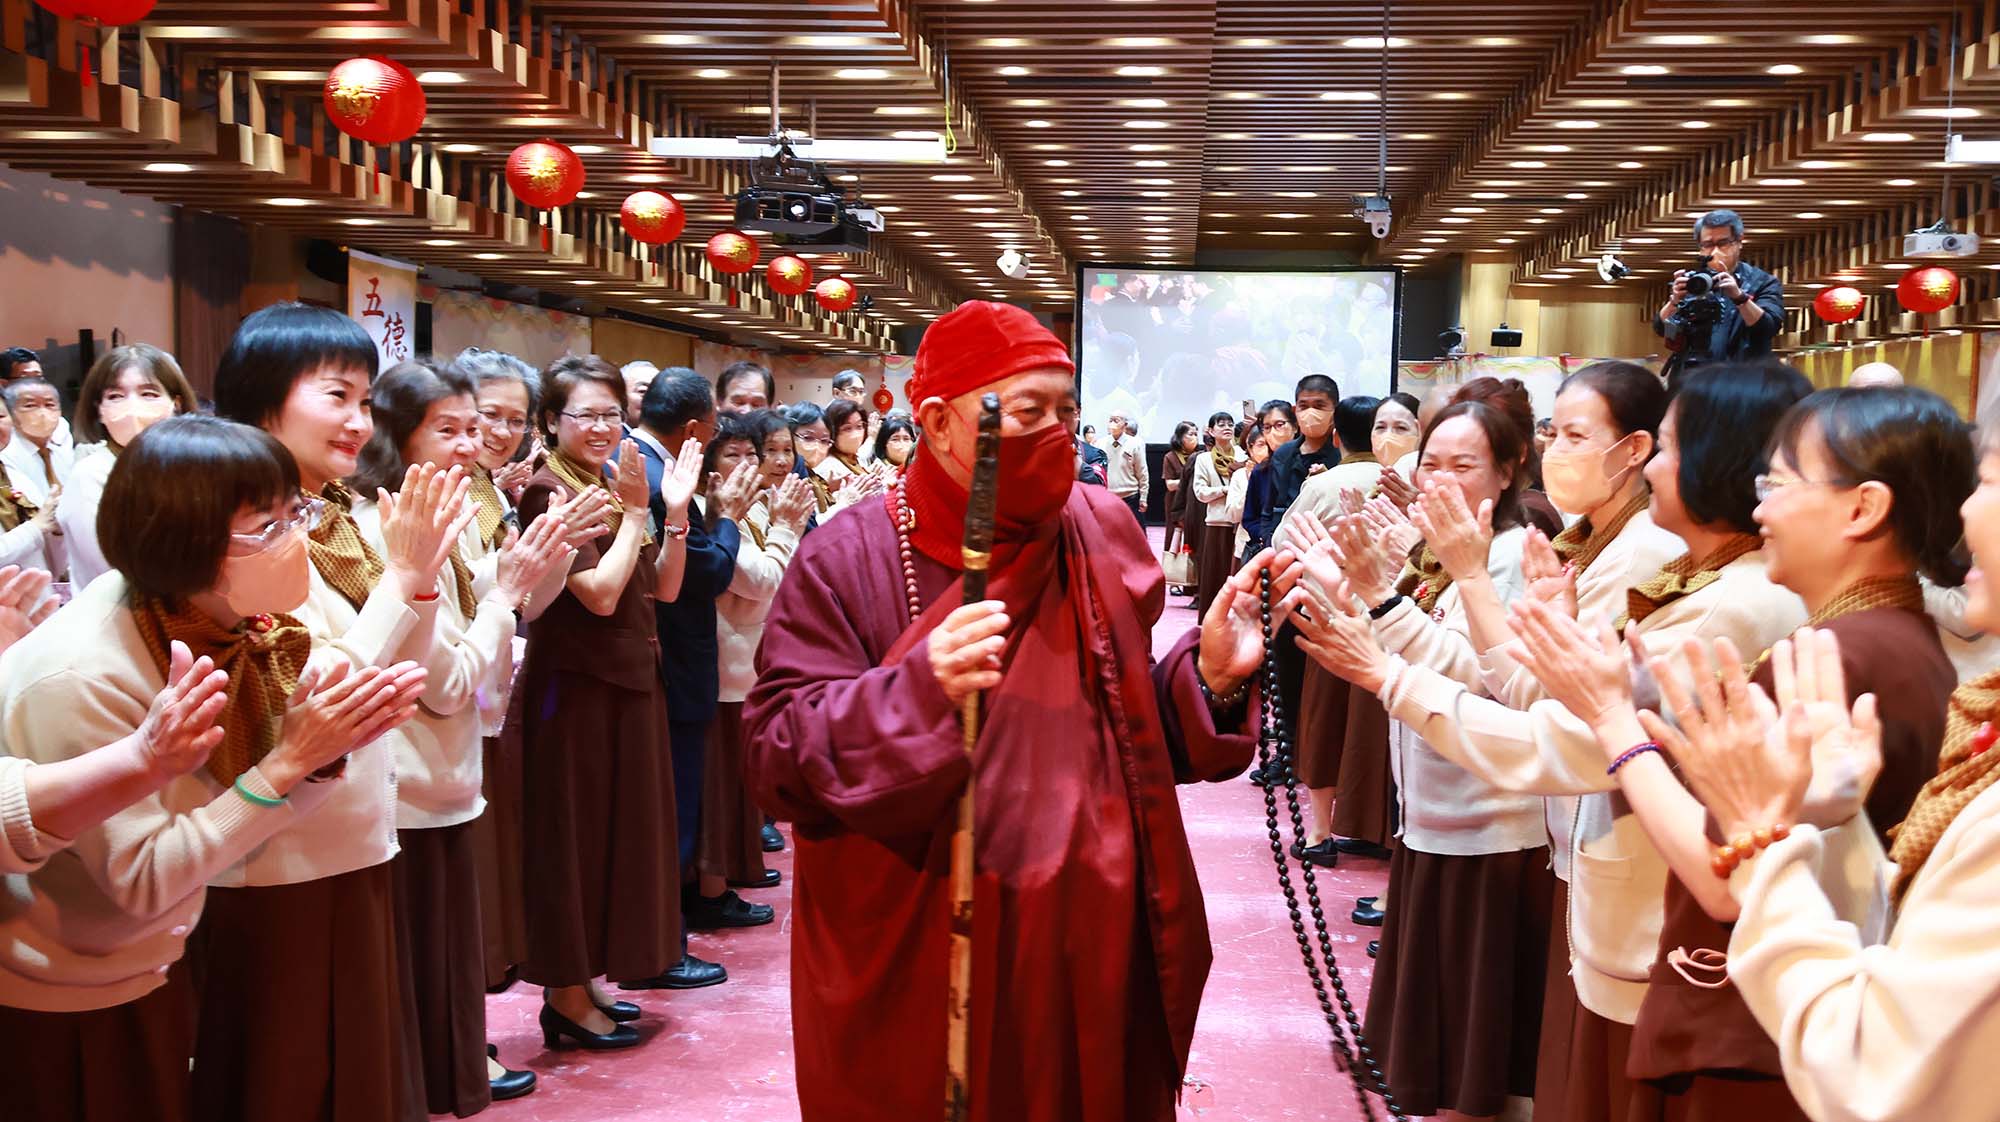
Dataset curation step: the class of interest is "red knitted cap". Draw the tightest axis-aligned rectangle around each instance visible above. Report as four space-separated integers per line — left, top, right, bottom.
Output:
907 300 1074 406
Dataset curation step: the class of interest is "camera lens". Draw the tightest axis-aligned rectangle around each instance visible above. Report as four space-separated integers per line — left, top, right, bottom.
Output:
1684 272 1713 298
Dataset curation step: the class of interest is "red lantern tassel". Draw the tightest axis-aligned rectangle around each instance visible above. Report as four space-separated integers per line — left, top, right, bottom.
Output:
540 212 551 252
80 41 92 87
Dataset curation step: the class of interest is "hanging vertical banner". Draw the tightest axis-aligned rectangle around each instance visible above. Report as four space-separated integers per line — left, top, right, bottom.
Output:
348 249 418 369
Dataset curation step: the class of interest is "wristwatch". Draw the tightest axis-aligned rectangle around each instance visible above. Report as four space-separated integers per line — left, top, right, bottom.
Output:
1368 594 1406 620
1730 292 1750 306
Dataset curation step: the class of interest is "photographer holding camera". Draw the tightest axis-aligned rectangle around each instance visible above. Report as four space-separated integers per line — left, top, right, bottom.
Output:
1652 209 1783 385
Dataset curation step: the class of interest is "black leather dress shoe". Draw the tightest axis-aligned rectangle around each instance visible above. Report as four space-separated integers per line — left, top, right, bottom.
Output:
618 953 729 991
484 964 518 995
761 823 786 852
1355 896 1377 910
1334 837 1393 859
729 868 781 889
596 998 642 1023
490 1062 537 1100
1295 839 1338 869
686 889 775 930
1351 900 1386 927
1367 939 1379 959
538 1004 639 1051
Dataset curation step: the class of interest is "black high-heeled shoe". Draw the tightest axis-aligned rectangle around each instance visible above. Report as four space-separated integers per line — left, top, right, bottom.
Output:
538 1003 640 1050
596 998 642 1023
485 1045 538 1101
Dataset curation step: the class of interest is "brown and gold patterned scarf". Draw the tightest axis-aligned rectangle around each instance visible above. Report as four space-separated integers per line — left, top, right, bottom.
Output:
1747 574 1926 675
1887 670 2000 902
446 549 477 619
309 481 386 612
742 508 769 552
1395 543 1452 616
807 473 834 514
131 590 311 786
1339 451 1379 467
547 448 650 545
1550 487 1652 578
1210 441 1238 476
467 464 508 551
832 450 865 475
0 485 34 533
1619 533 1763 629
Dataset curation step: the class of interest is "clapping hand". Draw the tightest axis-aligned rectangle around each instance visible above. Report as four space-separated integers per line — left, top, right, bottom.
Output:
1520 528 1578 617
0 565 55 656
1409 475 1492 584
768 474 814 533
1328 510 1401 606
710 458 761 524
492 460 534 496
495 513 577 610
1293 577 1393 692
610 440 650 515
661 437 704 524
1377 467 1418 513
380 465 477 602
1506 599 1633 731
266 658 428 794
136 640 230 780
1361 494 1422 558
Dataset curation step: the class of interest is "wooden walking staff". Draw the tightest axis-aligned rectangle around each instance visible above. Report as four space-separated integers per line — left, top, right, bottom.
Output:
944 393 1003 1122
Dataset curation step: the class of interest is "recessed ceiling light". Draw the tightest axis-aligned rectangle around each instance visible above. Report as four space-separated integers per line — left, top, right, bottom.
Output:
1440 216 1473 224
441 143 482 154
1627 237 1661 244
1652 34 1721 46
1796 211 1825 219
1472 36 1519 47
266 197 312 207
474 252 504 260
999 66 1031 77
1025 119 1054 128
1106 36 1175 47
1011 98 1052 108
1135 159 1169 167
1637 144 1669 152
872 106 929 116
1912 107 1981 118
1617 160 1643 169
1768 63 1803 75
340 217 379 226
1887 178 1918 186
143 161 194 173
1555 119 1600 130
417 71 467 85
1530 144 1573 153
835 68 891 80
1884 262 1914 270
1120 97 1170 109
1804 33 1858 44
1045 159 1070 167
1320 91 1378 101
1421 237 1448 244
695 68 731 79
1470 191 1509 200
1863 132 1915 142
1574 98 1636 109
1117 65 1166 77
1342 36 1410 48
791 34 876 47
1430 91 1470 100
1621 64 1669 76
1451 206 1487 214
1509 160 1547 169
1564 192 1588 199
1124 120 1170 129
1221 91 1262 100
931 174 973 182
569 145 604 155
423 239 457 247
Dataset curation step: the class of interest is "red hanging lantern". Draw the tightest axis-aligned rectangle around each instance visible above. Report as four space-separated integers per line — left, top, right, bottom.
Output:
1813 286 1865 324
323 57 427 146
705 229 760 274
1897 266 1960 315
619 191 686 277
506 140 586 250
872 381 895 414
813 276 857 313
77 0 156 24
766 254 812 297
34 0 88 16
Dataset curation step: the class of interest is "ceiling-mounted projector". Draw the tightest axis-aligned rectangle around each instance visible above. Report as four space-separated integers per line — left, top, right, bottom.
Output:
1905 219 1981 257
997 249 1032 280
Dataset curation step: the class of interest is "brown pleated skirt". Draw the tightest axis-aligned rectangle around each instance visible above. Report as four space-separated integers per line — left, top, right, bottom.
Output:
1296 663 1347 789
698 700 768 886
1625 1072 1812 1122
518 667 681 987
0 963 195 1122
1365 844 1554 1118
1329 684 1395 846
192 863 404 1122
472 705 530 988
393 822 491 1119
1531 879 1647 1122
1194 522 1238 619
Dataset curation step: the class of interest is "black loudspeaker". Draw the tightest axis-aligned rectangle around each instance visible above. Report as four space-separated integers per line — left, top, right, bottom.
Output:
1490 324 1524 348
305 240 348 285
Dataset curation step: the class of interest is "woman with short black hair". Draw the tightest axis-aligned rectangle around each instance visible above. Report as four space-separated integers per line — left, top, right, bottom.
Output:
0 414 425 1122
205 302 469 1122
872 414 918 473
59 344 202 588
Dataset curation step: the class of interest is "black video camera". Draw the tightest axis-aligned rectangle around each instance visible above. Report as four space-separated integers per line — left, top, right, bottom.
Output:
1674 253 1725 335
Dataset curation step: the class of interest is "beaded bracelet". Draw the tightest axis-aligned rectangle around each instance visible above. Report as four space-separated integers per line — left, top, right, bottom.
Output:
232 775 286 809
1710 823 1791 879
1607 741 1663 776
1197 668 1251 710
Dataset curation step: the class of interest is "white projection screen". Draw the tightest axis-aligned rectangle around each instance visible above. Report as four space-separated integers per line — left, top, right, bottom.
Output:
1076 267 1400 441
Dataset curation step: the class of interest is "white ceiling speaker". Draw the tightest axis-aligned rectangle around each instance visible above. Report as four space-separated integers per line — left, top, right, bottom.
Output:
997 249 1032 280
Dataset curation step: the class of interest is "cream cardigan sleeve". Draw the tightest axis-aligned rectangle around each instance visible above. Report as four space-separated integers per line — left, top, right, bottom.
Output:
1383 659 1613 797
1373 527 1527 691
727 513 800 603
1191 452 1228 506
0 756 63 872
1726 807 2000 1122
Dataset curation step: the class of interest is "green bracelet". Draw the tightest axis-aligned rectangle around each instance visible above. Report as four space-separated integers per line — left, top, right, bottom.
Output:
232 775 286 809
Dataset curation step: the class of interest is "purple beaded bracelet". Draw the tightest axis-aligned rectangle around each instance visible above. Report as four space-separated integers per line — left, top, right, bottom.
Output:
1607 741 1663 776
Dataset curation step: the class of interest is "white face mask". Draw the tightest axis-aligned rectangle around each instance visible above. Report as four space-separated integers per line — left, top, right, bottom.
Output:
213 527 311 619
99 396 175 446
1540 432 1637 515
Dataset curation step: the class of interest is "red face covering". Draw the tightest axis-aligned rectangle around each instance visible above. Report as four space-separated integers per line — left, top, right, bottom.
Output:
902 420 1076 568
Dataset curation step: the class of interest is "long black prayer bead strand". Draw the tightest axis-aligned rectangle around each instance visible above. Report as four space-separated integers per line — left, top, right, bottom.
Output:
1256 568 1405 1122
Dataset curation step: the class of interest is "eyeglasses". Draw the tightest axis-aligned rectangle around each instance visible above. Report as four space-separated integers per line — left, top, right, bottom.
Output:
478 409 529 433
230 496 324 554
1698 237 1742 252
1753 473 1855 502
560 409 625 430
793 432 830 446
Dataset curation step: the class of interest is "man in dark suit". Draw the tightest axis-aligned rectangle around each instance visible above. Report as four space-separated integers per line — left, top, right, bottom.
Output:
1652 208 1784 387
614 369 762 994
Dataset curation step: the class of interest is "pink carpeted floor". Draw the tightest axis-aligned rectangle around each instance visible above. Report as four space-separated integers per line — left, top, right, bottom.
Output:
475 564 1392 1121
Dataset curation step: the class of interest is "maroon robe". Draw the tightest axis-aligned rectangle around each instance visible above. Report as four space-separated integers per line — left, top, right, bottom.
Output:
745 481 1257 1122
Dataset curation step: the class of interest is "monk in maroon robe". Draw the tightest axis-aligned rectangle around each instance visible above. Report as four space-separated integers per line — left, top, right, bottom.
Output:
745 301 1302 1122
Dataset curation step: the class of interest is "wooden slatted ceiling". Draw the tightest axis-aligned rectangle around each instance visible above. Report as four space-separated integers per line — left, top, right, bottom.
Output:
8 0 2000 354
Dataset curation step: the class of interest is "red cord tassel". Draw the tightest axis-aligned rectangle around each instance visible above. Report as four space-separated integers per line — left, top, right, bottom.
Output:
80 41 92 87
